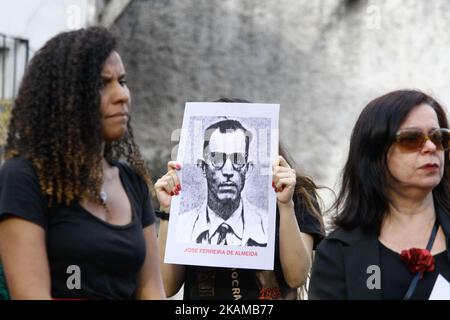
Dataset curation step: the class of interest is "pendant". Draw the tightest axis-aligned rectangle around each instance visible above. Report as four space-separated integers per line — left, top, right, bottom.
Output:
100 190 108 204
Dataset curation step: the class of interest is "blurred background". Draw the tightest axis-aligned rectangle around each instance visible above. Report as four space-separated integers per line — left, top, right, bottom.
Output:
2 0 450 215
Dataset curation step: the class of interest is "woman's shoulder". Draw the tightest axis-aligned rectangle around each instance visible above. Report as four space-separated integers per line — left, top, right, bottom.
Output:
326 227 351 242
0 156 38 179
319 225 375 250
315 229 347 252
0 156 48 229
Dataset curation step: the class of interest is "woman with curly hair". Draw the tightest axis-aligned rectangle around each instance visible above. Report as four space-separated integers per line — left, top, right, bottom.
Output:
0 27 165 299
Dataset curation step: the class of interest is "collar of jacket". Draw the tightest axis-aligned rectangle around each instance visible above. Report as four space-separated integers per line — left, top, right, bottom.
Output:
326 206 450 299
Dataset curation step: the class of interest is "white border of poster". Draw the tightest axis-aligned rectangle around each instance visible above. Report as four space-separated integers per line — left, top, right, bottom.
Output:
164 102 279 270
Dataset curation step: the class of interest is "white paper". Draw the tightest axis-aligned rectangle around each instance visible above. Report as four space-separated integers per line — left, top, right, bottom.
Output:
164 102 279 270
429 274 450 300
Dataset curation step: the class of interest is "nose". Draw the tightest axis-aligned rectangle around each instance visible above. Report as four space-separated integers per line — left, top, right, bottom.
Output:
112 82 130 107
221 157 234 179
422 137 437 153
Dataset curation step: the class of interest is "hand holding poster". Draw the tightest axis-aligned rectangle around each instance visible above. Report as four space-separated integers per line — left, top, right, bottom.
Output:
164 102 279 270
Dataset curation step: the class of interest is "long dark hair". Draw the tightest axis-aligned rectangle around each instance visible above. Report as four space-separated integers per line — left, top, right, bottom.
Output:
215 97 324 233
5 27 150 207
333 90 450 231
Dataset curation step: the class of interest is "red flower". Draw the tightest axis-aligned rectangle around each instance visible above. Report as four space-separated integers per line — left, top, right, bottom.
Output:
400 248 435 279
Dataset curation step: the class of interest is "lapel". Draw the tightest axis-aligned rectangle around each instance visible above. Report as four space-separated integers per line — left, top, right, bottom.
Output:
241 199 267 246
436 206 450 263
329 226 382 299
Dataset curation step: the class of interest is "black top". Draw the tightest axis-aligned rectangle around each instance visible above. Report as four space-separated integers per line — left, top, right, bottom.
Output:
379 241 450 300
0 157 155 299
309 207 450 300
183 194 324 300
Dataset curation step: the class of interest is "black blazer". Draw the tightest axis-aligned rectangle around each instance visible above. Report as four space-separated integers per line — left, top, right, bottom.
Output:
309 207 450 299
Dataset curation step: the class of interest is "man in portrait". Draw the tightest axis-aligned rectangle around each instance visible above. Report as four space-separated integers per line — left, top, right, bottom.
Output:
177 119 268 247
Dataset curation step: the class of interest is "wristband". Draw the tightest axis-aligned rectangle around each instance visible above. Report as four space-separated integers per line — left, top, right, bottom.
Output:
155 210 170 220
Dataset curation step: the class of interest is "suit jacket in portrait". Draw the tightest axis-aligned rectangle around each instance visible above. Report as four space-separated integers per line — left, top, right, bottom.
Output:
176 198 268 247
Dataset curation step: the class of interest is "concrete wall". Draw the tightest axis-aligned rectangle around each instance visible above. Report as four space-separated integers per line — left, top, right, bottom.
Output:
110 0 450 207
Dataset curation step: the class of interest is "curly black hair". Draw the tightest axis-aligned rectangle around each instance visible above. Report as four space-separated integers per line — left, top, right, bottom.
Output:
5 27 151 207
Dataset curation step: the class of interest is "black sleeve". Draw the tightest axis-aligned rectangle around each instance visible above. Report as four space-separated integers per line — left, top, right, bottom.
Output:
308 238 347 299
140 180 155 228
293 194 324 249
0 157 48 230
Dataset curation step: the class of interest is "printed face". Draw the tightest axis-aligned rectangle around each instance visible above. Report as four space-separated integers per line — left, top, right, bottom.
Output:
387 104 445 193
99 51 130 141
204 129 248 206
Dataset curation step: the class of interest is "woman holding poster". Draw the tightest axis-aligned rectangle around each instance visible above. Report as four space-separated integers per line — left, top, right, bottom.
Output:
156 98 324 300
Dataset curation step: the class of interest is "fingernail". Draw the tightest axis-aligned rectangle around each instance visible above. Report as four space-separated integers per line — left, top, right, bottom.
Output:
272 182 275 188
170 191 174 196
176 164 182 170
178 184 182 191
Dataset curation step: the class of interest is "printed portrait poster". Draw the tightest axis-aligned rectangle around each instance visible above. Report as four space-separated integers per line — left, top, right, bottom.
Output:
164 102 279 270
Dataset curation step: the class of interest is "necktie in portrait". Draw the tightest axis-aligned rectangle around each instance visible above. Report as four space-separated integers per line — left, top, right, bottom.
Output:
195 223 234 245
215 223 231 245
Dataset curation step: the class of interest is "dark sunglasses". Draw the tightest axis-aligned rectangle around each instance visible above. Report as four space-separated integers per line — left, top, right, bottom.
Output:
395 128 450 151
206 152 247 170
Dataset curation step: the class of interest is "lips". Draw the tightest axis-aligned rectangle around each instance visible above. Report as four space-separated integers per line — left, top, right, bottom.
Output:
419 163 439 169
106 112 129 119
218 183 237 191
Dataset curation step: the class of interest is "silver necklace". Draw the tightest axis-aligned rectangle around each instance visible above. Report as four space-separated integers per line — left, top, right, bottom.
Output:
100 190 108 204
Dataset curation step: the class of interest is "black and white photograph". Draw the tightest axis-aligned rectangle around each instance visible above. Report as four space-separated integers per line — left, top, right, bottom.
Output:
164 102 279 270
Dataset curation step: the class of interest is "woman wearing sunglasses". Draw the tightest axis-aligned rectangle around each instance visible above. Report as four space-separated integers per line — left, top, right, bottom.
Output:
309 89 450 300
155 98 325 300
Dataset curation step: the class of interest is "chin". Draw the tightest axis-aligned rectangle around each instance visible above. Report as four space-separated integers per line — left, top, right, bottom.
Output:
216 192 240 204
419 180 442 190
104 130 127 141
